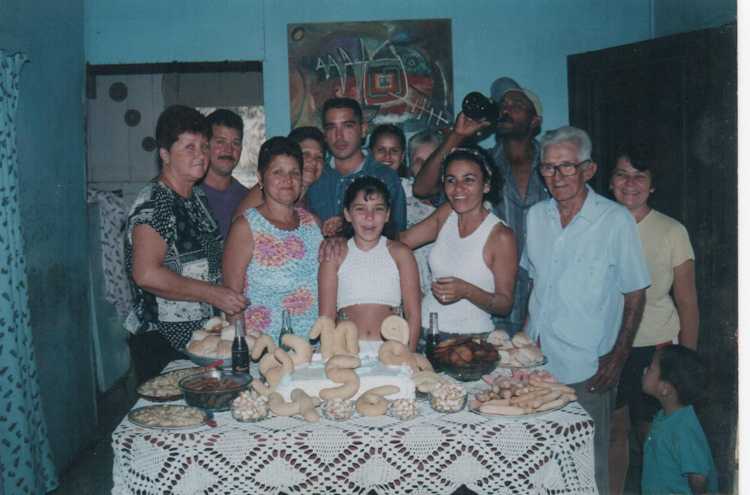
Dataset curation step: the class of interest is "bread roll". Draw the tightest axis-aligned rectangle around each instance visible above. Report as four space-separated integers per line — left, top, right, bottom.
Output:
220 325 234 341
189 335 220 356
511 331 533 348
203 316 225 333
216 339 233 358
487 330 511 347
191 329 210 342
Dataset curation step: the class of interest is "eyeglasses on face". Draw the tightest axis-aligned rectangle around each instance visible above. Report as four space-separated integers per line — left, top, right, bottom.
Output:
539 159 591 177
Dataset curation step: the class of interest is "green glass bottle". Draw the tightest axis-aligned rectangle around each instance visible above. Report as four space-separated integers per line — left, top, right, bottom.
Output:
278 309 293 352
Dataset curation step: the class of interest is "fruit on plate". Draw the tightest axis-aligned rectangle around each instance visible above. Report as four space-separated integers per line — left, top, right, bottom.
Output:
431 337 499 369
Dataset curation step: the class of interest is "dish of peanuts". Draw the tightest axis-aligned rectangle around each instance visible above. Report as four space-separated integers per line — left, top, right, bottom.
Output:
468 369 577 416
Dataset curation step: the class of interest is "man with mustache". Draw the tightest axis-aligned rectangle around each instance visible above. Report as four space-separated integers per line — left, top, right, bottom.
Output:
413 78 548 336
200 109 249 239
306 97 406 237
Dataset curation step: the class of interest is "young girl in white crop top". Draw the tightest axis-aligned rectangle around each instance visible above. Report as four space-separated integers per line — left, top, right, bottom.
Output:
318 177 421 351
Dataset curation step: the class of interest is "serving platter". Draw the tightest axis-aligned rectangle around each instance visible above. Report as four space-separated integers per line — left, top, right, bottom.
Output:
128 404 208 430
137 367 207 402
495 355 548 369
467 397 566 419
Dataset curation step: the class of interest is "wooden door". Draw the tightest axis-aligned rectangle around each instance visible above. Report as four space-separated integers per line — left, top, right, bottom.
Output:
569 24 737 491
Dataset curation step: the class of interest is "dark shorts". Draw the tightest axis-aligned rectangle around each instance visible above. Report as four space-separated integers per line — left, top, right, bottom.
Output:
615 345 663 423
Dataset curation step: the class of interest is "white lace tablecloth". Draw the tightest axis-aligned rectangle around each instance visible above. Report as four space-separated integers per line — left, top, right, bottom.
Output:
112 361 597 495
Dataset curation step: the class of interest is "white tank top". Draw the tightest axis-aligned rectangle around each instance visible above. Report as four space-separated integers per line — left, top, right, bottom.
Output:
422 210 503 333
337 237 401 309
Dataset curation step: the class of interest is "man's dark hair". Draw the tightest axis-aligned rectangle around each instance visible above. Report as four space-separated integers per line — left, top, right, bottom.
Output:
658 345 707 405
155 105 210 166
257 136 303 178
322 97 363 124
206 109 244 138
288 126 326 153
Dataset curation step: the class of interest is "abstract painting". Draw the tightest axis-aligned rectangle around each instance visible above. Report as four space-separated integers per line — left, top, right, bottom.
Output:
288 19 453 134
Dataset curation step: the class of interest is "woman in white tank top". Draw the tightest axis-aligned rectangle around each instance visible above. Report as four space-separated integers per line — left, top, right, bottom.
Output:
400 147 518 336
318 177 422 351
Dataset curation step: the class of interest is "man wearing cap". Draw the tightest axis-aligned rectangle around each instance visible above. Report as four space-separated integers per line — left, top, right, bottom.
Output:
412 77 548 336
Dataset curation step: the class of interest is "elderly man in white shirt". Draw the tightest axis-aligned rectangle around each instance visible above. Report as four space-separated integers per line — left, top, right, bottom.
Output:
521 126 650 494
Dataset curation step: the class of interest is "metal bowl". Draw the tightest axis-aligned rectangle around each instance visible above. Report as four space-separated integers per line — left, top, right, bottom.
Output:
178 370 251 412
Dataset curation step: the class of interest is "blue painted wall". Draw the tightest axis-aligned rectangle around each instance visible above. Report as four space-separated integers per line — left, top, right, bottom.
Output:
84 0 736 138
87 0 653 137
0 0 95 474
0 0 728 475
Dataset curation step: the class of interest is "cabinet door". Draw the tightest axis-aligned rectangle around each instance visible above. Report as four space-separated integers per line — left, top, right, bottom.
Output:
569 24 737 490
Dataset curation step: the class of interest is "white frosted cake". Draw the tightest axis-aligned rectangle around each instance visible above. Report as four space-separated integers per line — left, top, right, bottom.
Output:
275 353 415 401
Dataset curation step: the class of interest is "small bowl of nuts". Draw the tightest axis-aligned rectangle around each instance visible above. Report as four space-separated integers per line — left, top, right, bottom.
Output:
429 382 468 413
321 399 355 421
231 390 270 422
388 398 419 420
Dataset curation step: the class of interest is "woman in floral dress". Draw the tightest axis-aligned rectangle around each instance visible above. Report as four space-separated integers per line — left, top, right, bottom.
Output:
223 137 323 341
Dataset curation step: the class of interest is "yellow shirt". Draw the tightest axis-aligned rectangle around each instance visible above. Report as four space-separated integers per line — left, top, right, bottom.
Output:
634 209 695 347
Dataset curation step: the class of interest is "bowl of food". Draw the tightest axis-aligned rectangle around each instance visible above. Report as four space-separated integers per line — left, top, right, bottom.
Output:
429 337 499 382
178 369 251 412
428 382 468 413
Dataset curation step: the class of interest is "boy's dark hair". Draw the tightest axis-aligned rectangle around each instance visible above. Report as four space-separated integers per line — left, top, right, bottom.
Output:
206 109 244 138
155 105 211 167
341 176 395 239
288 126 326 153
322 97 363 124
257 136 303 178
659 345 707 405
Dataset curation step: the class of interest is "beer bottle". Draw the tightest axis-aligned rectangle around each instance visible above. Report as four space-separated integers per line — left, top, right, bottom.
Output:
425 312 440 360
279 309 294 352
231 318 249 374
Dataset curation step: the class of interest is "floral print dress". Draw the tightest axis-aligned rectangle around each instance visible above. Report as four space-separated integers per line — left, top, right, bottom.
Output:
243 207 322 342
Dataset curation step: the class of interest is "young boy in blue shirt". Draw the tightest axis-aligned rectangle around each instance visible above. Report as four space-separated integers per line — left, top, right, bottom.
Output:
641 345 718 494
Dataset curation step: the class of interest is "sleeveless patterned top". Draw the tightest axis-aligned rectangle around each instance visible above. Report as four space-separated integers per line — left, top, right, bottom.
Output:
242 207 322 341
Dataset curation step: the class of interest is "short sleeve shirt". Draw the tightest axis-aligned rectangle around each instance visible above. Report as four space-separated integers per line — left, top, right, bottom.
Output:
200 177 249 239
521 186 651 384
642 406 718 494
306 153 407 233
124 181 222 349
634 209 696 346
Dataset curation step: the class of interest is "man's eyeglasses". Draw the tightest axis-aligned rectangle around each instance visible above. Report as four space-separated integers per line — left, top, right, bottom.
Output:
539 159 591 177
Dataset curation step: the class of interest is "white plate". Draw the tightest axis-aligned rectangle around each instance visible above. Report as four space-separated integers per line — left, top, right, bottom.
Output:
467 396 567 419
128 404 208 430
495 355 548 369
